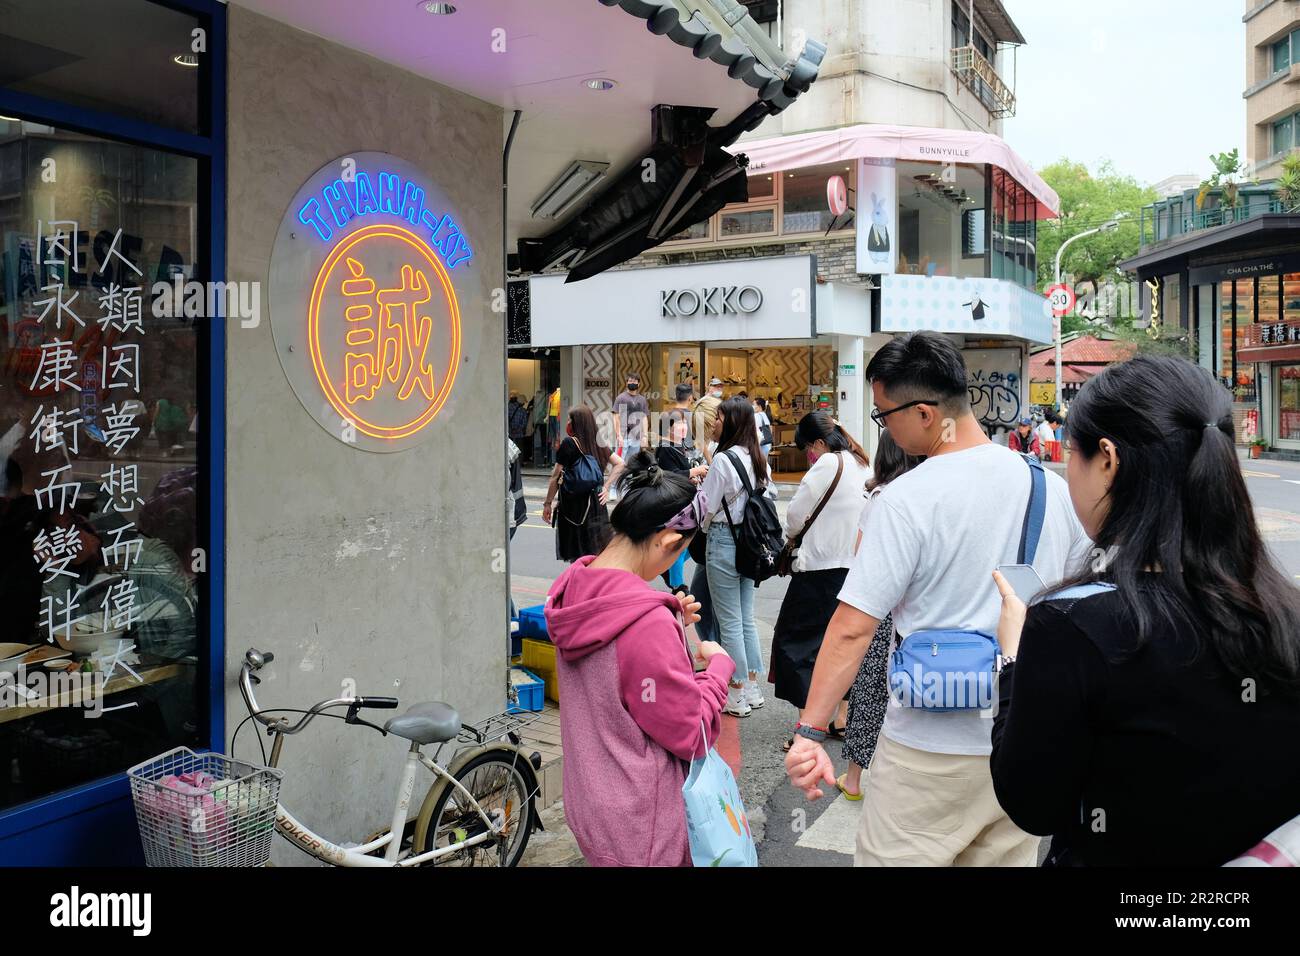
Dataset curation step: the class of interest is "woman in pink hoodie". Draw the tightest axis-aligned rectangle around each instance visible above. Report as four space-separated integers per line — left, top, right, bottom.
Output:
545 451 734 866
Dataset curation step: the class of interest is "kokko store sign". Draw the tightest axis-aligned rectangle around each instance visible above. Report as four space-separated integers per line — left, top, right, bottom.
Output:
269 152 475 452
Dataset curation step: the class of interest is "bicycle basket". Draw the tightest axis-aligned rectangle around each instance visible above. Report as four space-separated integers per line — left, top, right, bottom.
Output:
128 746 283 867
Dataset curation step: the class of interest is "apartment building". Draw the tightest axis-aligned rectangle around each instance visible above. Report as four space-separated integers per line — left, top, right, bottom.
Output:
1245 0 1300 176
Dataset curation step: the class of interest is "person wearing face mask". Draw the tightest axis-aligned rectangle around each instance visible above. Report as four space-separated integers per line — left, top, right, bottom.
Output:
613 374 650 460
771 412 872 747
692 377 725 464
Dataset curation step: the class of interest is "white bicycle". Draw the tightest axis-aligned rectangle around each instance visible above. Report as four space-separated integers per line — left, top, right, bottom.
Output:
236 647 541 867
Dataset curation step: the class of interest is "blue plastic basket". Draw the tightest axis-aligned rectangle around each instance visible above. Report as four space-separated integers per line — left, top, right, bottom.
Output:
508 666 545 714
517 604 549 641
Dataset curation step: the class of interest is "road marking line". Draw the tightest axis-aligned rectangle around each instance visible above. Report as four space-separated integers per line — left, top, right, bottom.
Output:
1286 480 1300 486
793 791 860 856
1243 470 1280 478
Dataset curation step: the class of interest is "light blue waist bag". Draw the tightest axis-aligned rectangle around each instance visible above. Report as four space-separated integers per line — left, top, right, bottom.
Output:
888 454 1045 712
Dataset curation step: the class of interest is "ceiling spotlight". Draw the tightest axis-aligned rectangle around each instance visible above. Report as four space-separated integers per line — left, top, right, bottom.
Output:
583 77 617 91
173 54 199 67
0 115 19 122
423 2 457 13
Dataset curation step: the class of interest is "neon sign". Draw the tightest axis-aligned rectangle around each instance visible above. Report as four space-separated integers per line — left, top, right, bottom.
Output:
307 224 460 440
295 169 473 270
269 153 475 452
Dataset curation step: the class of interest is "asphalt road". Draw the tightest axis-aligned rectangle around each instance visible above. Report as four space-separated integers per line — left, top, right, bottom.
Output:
510 459 1300 866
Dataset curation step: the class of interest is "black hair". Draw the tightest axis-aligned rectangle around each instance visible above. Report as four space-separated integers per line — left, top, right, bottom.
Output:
794 411 869 468
567 405 612 470
866 428 923 491
1061 355 1300 693
715 396 769 484
754 396 767 411
864 330 969 414
674 382 694 403
4 456 21 495
611 450 697 545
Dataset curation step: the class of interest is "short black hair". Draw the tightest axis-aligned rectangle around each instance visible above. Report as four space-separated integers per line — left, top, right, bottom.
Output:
864 331 969 412
674 382 694 402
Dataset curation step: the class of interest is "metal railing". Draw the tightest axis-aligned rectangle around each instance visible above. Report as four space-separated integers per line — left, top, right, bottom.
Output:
1139 198 1286 247
950 45 1016 117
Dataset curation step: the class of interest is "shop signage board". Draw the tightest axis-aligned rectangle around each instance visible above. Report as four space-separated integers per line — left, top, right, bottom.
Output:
880 274 1053 344
528 255 816 346
838 363 857 378
1030 382 1056 406
1238 319 1300 362
1188 252 1300 286
855 158 897 276
268 152 477 452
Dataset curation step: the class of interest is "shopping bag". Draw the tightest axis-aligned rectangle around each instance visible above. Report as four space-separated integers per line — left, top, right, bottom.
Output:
681 722 757 867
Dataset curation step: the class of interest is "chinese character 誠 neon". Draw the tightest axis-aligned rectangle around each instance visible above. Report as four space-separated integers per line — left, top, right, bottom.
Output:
295 169 473 270
308 224 462 440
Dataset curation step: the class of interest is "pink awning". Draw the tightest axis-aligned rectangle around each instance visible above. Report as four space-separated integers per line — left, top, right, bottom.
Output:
727 123 1060 219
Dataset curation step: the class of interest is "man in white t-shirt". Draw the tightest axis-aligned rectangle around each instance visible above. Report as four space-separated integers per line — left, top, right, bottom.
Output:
785 331 1092 866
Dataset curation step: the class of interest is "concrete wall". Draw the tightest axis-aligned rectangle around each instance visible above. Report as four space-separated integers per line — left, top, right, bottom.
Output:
1244 0 1300 172
753 0 1004 139
225 7 503 864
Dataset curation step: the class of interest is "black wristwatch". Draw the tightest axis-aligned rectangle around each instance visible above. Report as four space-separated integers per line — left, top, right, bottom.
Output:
997 654 1017 672
794 722 828 743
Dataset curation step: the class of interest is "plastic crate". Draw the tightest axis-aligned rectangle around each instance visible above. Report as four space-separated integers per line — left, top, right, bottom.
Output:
508 666 545 714
517 604 549 640
510 618 522 657
522 638 559 703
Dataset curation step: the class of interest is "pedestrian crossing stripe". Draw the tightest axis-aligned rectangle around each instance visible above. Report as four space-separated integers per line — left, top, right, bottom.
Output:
1242 470 1281 478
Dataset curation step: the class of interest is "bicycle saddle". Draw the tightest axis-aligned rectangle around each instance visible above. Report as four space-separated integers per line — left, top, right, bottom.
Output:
384 701 461 745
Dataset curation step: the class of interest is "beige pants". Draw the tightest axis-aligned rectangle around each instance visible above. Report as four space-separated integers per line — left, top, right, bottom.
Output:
854 733 1038 867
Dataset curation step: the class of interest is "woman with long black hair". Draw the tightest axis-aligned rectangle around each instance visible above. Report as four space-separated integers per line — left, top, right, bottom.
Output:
698 397 773 717
771 412 871 745
990 355 1300 866
542 405 624 562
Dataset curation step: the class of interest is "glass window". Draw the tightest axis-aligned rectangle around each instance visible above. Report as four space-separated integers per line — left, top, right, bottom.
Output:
0 124 203 811
719 207 775 238
666 218 710 243
1275 36 1292 74
746 173 776 201
781 163 853 235
896 161 984 277
1285 272 1300 325
1234 278 1257 403
1274 114 1295 155
1220 279 1235 389
962 208 986 257
1279 366 1300 441
0 0 206 134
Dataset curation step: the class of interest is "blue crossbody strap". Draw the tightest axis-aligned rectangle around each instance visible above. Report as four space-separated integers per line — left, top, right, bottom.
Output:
1017 453 1046 565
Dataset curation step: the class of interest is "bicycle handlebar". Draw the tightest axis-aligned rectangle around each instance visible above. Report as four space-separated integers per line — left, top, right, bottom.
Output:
239 647 396 736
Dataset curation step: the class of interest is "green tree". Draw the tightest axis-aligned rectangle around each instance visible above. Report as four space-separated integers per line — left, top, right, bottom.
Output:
1035 159 1157 297
1196 148 1252 211
1277 152 1300 212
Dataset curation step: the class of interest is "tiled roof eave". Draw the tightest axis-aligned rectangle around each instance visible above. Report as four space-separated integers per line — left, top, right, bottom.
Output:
603 0 826 120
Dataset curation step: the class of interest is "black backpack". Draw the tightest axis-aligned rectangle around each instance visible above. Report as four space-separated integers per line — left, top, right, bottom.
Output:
720 450 783 584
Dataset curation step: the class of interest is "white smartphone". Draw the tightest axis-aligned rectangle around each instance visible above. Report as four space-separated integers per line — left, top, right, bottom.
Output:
996 564 1046 602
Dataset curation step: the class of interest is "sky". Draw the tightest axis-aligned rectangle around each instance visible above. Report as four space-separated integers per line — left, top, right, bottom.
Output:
1001 0 1247 188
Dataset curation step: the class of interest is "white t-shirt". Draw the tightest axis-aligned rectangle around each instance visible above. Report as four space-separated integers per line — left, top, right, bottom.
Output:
1035 421 1056 446
838 442 1093 756
754 410 772 447
784 451 871 572
699 446 774 530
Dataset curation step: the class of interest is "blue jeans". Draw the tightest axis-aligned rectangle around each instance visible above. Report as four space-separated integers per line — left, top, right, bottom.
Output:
706 526 763 682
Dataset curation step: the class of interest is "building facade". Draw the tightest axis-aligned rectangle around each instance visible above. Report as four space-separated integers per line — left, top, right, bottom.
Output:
520 0 1055 467
1245 0 1300 178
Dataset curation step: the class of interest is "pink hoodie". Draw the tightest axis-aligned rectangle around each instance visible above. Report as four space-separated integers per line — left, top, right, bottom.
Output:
545 556 734 867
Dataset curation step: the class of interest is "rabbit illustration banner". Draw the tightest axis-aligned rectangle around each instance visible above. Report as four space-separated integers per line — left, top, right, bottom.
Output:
856 158 897 276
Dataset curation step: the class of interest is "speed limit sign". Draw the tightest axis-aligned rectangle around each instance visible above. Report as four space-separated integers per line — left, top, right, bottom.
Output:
1045 283 1076 317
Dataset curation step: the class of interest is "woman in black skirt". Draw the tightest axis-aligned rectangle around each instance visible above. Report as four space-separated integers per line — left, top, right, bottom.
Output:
542 405 624 561
771 413 872 746
838 429 923 799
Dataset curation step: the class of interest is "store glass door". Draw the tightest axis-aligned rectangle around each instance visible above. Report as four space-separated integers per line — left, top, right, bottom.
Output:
1276 366 1300 449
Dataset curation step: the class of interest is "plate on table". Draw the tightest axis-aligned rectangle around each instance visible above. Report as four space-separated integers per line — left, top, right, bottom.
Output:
23 646 73 668
0 643 39 674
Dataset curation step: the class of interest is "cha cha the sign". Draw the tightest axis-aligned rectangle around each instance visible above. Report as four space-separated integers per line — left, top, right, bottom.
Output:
269 153 476 452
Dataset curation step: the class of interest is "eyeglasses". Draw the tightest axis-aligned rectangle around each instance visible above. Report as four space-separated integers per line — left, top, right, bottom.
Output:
658 490 709 533
870 399 939 429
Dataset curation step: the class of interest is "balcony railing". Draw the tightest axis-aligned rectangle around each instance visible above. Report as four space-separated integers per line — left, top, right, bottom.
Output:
950 45 1016 118
1139 196 1286 247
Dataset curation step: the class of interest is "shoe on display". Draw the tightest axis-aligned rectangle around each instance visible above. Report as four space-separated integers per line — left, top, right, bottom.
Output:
743 680 765 709
724 684 752 717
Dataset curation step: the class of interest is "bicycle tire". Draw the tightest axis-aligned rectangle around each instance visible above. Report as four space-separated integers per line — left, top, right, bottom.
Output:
412 748 537 867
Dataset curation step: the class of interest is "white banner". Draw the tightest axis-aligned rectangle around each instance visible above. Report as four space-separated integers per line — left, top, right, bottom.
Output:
856 158 896 276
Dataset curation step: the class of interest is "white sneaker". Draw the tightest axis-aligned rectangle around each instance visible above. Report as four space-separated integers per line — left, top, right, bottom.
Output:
724 685 752 717
743 680 766 709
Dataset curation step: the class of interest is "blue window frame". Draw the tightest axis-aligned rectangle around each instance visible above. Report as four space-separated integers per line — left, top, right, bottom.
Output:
0 0 225 864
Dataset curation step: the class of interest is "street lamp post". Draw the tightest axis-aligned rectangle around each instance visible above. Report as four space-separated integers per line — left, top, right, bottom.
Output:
1052 215 1125 411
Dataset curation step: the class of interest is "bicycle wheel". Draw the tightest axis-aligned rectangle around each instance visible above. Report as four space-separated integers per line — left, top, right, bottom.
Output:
415 749 536 867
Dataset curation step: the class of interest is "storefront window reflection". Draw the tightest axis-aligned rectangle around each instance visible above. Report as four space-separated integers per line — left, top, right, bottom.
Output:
1279 366 1300 441
782 163 854 236
897 161 986 278
1234 278 1256 403
0 125 202 810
